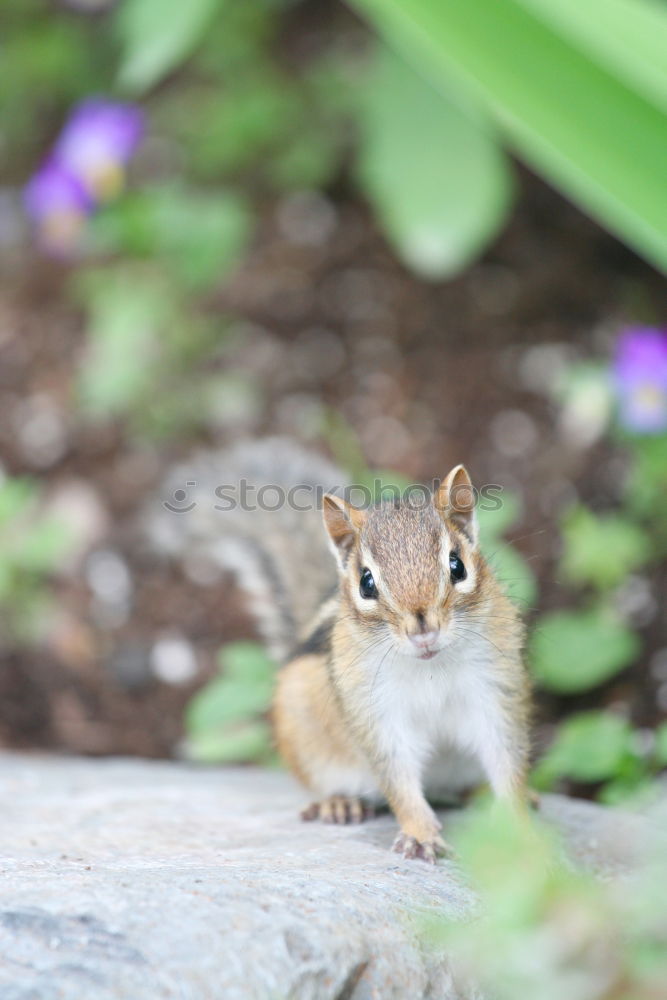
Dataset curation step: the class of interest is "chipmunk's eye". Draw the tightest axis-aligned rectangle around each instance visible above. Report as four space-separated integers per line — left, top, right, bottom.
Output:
359 568 378 599
449 552 466 583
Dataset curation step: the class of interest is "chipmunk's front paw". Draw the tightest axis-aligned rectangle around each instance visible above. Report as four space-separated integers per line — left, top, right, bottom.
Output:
300 796 374 825
392 832 453 864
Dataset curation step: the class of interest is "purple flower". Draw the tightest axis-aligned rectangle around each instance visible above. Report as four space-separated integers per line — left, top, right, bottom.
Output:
24 98 145 254
53 99 144 201
23 158 92 255
614 327 667 433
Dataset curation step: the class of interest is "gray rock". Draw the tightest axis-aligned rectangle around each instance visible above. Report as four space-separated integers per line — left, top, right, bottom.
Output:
0 754 645 1000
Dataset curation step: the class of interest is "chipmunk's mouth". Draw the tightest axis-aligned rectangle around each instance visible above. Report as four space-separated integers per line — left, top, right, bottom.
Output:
417 648 439 661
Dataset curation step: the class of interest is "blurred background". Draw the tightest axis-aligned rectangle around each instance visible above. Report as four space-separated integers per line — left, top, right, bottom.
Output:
1 0 667 803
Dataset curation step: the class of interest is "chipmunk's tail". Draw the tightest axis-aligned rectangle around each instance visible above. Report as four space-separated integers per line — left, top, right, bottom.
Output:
147 438 345 660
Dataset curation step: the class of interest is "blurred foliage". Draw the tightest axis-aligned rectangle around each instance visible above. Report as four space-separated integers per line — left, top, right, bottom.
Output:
72 264 251 436
560 505 651 592
626 434 667 538
0 478 73 643
533 708 666 805
13 0 667 457
534 710 634 785
351 0 667 272
12 0 355 442
0 0 112 168
530 609 640 694
91 185 251 290
115 0 223 94
16 0 667 302
184 641 276 764
530 351 667 803
425 801 667 1000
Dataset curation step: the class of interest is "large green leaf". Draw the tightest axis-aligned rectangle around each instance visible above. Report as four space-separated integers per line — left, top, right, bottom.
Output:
350 0 667 271
518 0 667 111
529 609 640 693
115 0 223 94
356 46 513 278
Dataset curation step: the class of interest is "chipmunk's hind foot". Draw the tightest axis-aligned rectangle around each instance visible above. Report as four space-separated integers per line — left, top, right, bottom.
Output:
301 796 374 825
392 832 453 864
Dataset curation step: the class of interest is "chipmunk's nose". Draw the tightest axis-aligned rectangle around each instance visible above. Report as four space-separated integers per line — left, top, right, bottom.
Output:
408 630 439 650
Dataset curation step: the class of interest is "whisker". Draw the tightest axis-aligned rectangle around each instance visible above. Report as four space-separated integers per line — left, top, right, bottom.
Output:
504 528 549 546
451 624 506 660
370 641 398 709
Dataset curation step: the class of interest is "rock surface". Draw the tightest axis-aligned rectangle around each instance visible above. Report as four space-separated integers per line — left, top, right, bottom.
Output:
0 754 645 1000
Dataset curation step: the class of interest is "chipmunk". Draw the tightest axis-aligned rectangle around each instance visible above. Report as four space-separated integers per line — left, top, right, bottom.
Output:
151 438 531 863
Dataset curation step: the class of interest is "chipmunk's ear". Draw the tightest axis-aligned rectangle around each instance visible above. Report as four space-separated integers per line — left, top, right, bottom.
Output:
434 465 478 545
322 493 365 567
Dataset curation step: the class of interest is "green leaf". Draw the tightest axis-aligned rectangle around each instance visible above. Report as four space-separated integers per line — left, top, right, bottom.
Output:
186 642 274 737
350 0 667 271
115 0 223 94
147 188 251 290
356 45 513 279
624 435 667 531
185 641 275 763
517 0 667 112
529 609 640 693
218 641 275 685
598 773 654 807
186 719 272 764
162 70 303 180
533 710 632 785
185 674 272 736
75 270 169 418
560 506 652 591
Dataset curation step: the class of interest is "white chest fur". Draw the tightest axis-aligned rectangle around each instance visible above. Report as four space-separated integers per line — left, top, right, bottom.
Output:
363 634 500 790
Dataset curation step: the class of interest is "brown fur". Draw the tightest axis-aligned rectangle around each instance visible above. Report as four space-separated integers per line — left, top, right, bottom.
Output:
363 505 443 612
